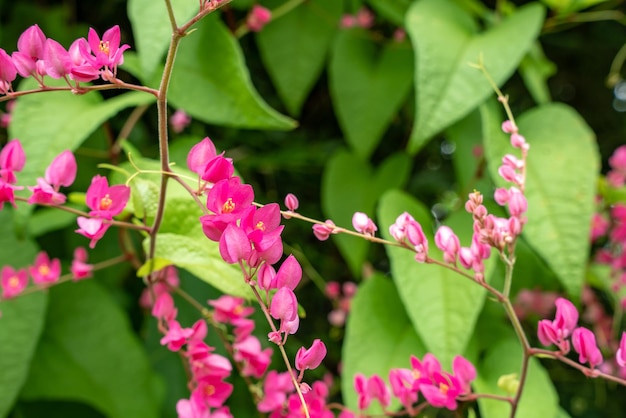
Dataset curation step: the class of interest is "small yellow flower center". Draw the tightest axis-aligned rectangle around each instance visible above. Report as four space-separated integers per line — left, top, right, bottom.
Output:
439 382 449 395
38 264 50 276
255 221 265 231
8 276 20 288
233 305 243 315
100 194 113 210
99 40 110 55
222 198 235 213
204 384 215 396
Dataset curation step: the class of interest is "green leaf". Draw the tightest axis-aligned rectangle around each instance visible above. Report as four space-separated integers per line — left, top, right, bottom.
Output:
330 29 413 159
128 0 198 79
9 78 156 216
341 273 426 412
169 14 296 130
365 0 412 25
0 211 47 418
322 150 411 276
405 0 544 153
519 42 556 105
474 334 558 418
378 190 490 367
256 0 342 116
481 102 598 297
144 229 252 298
20 281 162 418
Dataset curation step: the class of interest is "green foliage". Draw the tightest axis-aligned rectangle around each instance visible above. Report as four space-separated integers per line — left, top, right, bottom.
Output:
329 29 413 159
256 0 342 116
482 101 599 297
169 14 296 130
406 0 544 153
341 273 426 413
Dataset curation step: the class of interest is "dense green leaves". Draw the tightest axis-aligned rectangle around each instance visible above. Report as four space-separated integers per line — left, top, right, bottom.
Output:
330 29 413 159
0 212 46 418
19 281 162 418
365 0 411 25
169 15 296 130
128 0 198 79
256 0 342 116
379 190 490 367
322 150 411 276
406 0 544 153
482 102 598 297
341 273 425 412
474 334 559 418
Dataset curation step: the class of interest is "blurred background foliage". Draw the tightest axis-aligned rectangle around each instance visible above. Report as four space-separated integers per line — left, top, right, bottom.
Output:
0 0 626 417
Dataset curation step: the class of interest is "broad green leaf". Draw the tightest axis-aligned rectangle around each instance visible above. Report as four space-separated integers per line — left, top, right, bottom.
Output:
481 102 598 297
128 0 198 79
405 0 544 153
474 334 558 418
9 78 156 216
20 281 162 418
256 0 342 116
169 15 296 130
0 211 46 418
365 0 412 25
445 108 485 193
341 273 426 412
378 190 490 367
322 150 411 276
330 29 413 159
144 229 252 298
519 42 556 105
540 0 610 13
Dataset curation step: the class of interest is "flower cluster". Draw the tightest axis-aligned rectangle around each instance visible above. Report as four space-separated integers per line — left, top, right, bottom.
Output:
351 353 476 415
325 280 357 327
537 297 604 370
606 145 626 187
1 248 92 300
0 24 129 93
340 8 375 29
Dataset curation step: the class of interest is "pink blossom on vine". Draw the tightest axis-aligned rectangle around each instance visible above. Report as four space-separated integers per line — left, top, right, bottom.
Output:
139 266 179 309
508 187 528 217
170 109 192 133
233 335 272 378
295 339 327 371
192 377 233 408
85 175 130 219
208 295 254 324
0 49 17 92
274 254 302 290
270 286 298 325
12 25 46 79
160 320 193 351
1 266 28 299
284 193 299 212
28 177 67 205
420 372 462 410
617 332 626 368
510 133 528 150
75 216 110 248
607 145 626 186
81 25 130 75
537 297 578 352
152 292 178 321
176 391 211 418
501 120 516 134
187 137 218 176
312 220 337 241
258 370 293 413
352 212 377 236
67 38 100 82
202 154 234 184
257 262 276 291
43 39 73 79
0 139 25 183
203 177 254 235
45 150 77 188
410 353 442 386
388 368 418 411
29 251 61 285
354 374 390 410
572 327 603 369
246 5 272 32
452 355 476 394
70 246 93 280
434 225 460 264
219 223 252 264
590 213 609 242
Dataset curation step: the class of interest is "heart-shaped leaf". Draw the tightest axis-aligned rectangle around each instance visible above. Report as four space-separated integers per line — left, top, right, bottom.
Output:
322 150 411 276
379 190 492 367
168 14 296 130
481 101 598 297
128 0 198 79
406 0 544 153
341 273 426 413
330 29 413 159
256 0 342 116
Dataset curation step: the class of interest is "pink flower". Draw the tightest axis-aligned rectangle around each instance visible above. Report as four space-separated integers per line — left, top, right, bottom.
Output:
434 226 460 264
68 38 100 82
420 372 462 410
1 266 28 298
233 335 272 378
219 223 252 264
273 254 302 290
43 39 73 79
208 295 253 324
572 327 603 369
187 137 217 176
0 180 19 210
0 139 25 183
202 154 234 184
295 339 327 371
354 374 390 410
352 212 377 236
284 193 299 212
152 292 177 321
28 150 77 205
247 5 272 32
29 251 61 285
170 109 192 133
0 49 17 89
12 25 46 79
75 216 111 248
389 368 418 411
160 319 193 351
85 175 130 219
82 25 130 74
617 332 626 368
192 377 233 408
70 246 93 280
270 287 298 324
312 220 337 241
258 370 293 412
452 355 476 394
